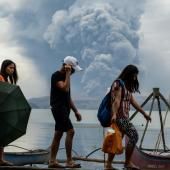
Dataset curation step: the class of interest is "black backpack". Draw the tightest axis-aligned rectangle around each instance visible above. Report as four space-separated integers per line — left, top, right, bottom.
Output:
97 79 125 127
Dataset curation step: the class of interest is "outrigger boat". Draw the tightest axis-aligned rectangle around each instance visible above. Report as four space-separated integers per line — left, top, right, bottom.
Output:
4 88 170 170
4 147 50 166
130 146 170 170
129 88 170 170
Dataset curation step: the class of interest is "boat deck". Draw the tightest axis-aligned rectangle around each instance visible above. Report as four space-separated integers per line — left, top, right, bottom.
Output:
0 166 144 170
0 166 88 170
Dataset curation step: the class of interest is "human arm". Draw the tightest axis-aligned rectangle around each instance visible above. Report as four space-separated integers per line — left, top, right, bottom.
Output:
56 65 71 91
0 75 5 82
70 98 82 122
131 95 151 122
111 84 122 122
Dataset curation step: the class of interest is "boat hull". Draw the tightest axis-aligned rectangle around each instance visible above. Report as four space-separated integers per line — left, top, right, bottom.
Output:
4 149 50 165
131 147 170 170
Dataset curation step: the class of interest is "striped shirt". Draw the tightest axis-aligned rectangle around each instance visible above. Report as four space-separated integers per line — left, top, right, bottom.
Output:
111 80 132 119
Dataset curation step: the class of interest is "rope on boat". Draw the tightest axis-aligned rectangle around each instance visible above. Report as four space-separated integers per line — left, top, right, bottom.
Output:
85 148 101 158
72 156 125 164
58 147 79 156
7 145 33 152
7 145 50 153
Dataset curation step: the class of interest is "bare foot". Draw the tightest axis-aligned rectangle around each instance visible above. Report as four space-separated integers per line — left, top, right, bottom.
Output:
105 163 115 169
125 162 140 169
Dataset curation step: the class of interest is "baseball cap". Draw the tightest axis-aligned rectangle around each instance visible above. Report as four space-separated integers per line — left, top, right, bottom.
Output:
63 56 83 71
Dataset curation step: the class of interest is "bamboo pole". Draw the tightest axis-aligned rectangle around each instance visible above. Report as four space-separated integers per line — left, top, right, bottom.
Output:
130 92 153 121
139 94 155 149
73 156 125 164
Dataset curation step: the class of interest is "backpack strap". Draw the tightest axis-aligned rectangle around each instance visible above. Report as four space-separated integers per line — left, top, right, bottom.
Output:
116 79 125 98
106 79 125 109
117 79 124 87
110 79 125 104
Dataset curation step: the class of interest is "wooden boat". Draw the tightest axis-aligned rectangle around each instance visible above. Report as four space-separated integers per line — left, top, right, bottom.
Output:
4 149 50 166
129 88 170 170
130 146 170 170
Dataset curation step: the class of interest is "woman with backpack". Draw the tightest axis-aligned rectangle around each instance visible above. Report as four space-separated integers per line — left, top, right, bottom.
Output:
105 64 151 169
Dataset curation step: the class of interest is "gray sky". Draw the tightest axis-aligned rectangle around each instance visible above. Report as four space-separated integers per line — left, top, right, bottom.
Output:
0 0 170 99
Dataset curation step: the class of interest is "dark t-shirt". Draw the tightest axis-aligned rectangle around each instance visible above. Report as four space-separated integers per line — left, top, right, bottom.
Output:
50 71 70 114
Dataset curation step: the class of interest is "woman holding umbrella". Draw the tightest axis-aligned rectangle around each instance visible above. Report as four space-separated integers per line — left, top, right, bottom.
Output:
0 59 18 166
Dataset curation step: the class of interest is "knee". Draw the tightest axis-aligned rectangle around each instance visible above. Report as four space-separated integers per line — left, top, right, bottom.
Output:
67 129 75 137
54 131 63 140
133 132 139 144
128 131 139 146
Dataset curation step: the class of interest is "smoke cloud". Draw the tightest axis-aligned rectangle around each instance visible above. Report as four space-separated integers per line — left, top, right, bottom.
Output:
44 0 145 96
0 0 146 98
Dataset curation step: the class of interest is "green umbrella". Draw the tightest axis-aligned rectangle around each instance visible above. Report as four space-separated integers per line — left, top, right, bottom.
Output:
0 82 31 147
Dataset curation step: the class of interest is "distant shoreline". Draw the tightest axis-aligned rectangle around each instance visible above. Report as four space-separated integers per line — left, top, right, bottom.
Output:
28 96 169 111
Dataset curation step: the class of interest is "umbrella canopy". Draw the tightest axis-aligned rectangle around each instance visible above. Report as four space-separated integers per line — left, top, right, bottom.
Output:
0 82 31 147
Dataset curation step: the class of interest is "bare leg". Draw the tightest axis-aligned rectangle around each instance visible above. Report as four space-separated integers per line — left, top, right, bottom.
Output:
49 131 63 163
125 145 139 169
65 129 81 168
65 128 75 163
105 153 115 169
125 145 134 165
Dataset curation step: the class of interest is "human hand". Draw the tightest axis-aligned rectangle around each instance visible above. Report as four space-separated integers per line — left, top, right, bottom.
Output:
143 113 151 122
75 112 82 122
111 114 116 123
64 64 72 74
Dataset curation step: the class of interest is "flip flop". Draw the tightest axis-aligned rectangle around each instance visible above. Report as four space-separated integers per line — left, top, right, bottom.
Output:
48 162 65 168
66 162 81 168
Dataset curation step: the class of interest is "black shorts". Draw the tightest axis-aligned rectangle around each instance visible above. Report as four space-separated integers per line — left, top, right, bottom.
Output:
51 108 73 132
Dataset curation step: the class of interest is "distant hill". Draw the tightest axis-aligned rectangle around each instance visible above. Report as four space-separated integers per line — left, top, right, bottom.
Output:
28 96 50 109
28 95 169 110
28 96 101 109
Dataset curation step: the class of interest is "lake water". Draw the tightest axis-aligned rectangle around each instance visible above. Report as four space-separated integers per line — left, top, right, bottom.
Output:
5 109 170 169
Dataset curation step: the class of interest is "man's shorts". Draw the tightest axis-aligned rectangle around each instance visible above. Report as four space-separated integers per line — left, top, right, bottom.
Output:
51 108 73 132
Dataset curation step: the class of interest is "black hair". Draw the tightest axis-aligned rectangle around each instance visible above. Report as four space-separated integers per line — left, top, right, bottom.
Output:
0 59 18 84
117 64 139 93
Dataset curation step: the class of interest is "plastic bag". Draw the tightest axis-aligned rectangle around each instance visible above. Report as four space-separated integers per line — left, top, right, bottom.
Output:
102 122 123 154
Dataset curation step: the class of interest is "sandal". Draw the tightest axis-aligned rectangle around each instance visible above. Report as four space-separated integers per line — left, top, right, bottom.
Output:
48 162 64 168
66 161 81 168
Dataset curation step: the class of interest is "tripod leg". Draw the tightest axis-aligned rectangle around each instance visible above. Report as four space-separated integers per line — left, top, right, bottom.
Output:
139 95 155 149
159 93 170 110
130 93 153 121
157 96 166 151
